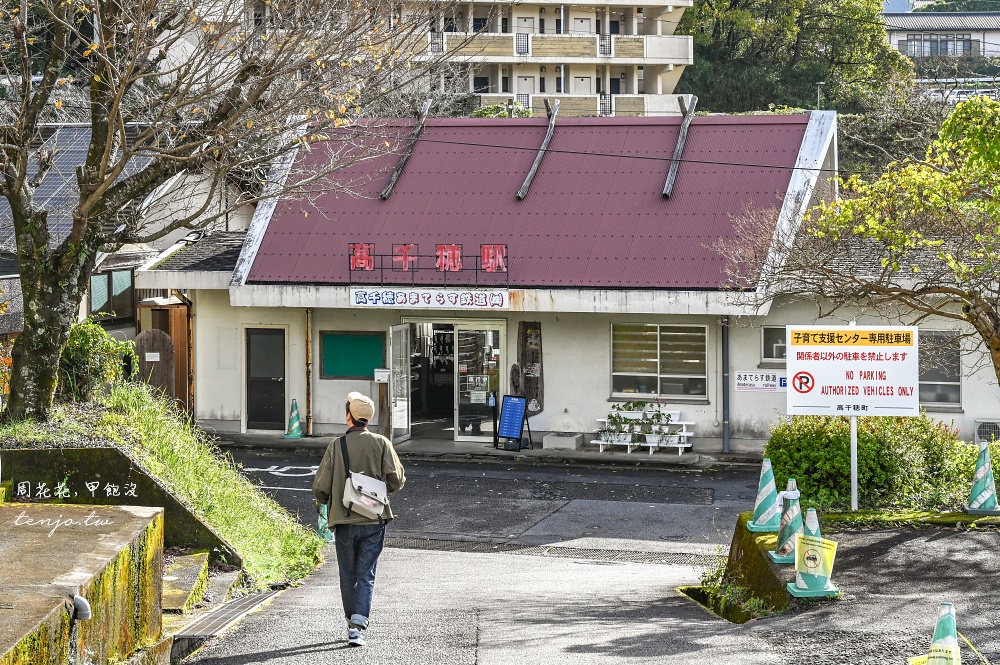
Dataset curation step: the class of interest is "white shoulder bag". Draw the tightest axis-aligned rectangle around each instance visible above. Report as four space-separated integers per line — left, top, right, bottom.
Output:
340 436 388 521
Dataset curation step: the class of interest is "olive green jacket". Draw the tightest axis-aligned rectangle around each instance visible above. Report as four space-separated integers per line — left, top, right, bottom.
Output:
312 428 406 525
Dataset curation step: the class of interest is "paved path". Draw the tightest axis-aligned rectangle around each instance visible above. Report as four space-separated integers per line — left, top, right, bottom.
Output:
186 546 774 665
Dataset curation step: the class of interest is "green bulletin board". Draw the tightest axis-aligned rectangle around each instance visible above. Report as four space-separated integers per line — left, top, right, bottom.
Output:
320 332 384 379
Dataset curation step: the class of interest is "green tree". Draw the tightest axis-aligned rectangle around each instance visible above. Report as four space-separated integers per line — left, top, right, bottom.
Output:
678 0 912 111
720 97 1000 383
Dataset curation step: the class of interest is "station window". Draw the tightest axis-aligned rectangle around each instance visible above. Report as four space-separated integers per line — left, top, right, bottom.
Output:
761 326 786 363
611 323 707 398
89 269 135 323
918 330 961 406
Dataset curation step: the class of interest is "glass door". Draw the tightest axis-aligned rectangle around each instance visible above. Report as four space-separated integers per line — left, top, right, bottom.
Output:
389 324 412 443
454 324 504 442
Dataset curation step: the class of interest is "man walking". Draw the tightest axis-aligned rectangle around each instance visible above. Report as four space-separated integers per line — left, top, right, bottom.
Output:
313 391 406 647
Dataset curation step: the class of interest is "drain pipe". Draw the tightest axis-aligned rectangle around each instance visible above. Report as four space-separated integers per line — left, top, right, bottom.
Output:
306 308 314 436
722 316 731 453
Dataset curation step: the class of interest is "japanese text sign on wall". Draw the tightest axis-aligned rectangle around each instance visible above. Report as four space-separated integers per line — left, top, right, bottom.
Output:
350 287 509 310
348 243 508 273
785 325 919 417
735 371 786 392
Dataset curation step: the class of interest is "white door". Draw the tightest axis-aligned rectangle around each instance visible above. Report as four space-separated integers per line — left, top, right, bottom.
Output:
454 323 504 442
573 76 591 95
388 323 411 443
517 17 534 33
516 76 535 94
573 17 591 34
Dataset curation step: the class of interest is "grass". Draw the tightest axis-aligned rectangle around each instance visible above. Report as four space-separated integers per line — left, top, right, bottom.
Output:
822 509 1000 531
27 382 324 588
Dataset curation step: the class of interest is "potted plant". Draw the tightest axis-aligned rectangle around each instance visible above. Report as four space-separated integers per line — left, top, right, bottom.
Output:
612 400 648 421
643 410 675 445
600 411 633 442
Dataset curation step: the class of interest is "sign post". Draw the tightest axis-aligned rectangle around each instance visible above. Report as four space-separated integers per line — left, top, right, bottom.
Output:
786 325 920 511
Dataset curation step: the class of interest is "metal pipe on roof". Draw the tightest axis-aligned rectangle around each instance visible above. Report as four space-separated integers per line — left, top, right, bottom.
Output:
379 99 433 201
516 99 560 201
661 95 698 199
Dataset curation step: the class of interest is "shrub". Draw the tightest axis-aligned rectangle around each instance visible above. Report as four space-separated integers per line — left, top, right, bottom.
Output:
765 414 994 511
58 319 136 400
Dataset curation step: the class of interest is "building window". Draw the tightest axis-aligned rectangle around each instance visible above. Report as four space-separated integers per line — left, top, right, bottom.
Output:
611 324 707 398
501 76 509 93
473 17 487 32
501 17 509 33
555 77 562 93
320 332 385 380
761 326 786 363
89 269 135 323
539 18 545 34
539 77 546 93
555 18 562 34
918 331 961 406
905 33 975 57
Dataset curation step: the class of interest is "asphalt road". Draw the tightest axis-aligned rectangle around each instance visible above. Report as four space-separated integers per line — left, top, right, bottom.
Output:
191 447 1000 664
225 447 757 552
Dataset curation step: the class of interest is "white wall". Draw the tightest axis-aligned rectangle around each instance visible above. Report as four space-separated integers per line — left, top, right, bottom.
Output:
191 291 1000 449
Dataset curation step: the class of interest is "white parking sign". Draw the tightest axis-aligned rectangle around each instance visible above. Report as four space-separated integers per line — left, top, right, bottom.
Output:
785 325 920 417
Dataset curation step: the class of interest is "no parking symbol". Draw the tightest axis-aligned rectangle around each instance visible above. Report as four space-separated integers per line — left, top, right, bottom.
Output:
792 371 815 394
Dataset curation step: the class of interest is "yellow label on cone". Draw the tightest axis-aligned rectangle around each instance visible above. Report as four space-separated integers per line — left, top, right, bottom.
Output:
794 533 837 577
927 644 960 664
908 656 928 665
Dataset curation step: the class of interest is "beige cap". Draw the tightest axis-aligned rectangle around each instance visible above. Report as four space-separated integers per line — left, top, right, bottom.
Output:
346 391 375 421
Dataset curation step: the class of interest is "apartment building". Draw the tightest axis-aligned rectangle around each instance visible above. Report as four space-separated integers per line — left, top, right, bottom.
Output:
883 12 1000 58
415 1 695 116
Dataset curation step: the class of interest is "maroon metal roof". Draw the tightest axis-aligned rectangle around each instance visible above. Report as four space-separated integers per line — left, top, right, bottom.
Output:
247 115 811 289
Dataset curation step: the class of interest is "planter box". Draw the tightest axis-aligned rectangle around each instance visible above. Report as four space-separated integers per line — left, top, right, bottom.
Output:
616 410 646 420
543 433 584 450
598 432 632 443
645 433 681 445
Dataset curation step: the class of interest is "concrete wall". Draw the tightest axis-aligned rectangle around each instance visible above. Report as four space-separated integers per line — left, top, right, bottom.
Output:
191 289 1000 451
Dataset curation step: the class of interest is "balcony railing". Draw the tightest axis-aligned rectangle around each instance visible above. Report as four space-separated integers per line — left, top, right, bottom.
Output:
434 32 692 62
478 93 694 117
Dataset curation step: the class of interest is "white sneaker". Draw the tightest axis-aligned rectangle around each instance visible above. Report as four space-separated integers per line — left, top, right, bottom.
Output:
347 627 367 647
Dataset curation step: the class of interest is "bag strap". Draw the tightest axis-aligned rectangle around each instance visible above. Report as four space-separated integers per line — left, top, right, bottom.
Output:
339 435 351 474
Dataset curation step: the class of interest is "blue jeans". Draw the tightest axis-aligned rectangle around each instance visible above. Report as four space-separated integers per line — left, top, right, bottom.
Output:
334 523 386 629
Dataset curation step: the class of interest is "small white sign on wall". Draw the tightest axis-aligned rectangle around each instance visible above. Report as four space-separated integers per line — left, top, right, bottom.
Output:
145 352 160 362
735 371 786 392
373 368 390 383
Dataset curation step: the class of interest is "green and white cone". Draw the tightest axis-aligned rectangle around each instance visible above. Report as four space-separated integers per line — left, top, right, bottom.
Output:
966 442 1000 516
283 399 304 439
787 508 838 597
768 478 803 564
927 603 961 665
747 458 781 532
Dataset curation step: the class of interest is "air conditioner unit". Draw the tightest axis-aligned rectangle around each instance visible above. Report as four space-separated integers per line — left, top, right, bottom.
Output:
975 420 1000 445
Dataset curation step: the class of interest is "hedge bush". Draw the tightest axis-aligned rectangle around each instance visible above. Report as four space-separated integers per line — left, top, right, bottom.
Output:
765 414 997 510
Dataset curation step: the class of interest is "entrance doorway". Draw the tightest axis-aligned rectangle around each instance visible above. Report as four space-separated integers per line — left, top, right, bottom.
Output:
246 328 285 430
398 319 505 442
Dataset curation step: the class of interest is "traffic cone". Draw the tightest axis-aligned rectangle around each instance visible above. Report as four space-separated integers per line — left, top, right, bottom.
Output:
803 507 821 538
768 478 803 564
747 458 781 532
966 442 1000 516
282 399 303 439
927 603 961 665
786 508 839 598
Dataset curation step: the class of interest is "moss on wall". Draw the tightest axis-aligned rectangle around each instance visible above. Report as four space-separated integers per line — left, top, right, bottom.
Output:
0 611 71 665
76 511 163 663
0 482 9 504
724 511 791 613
